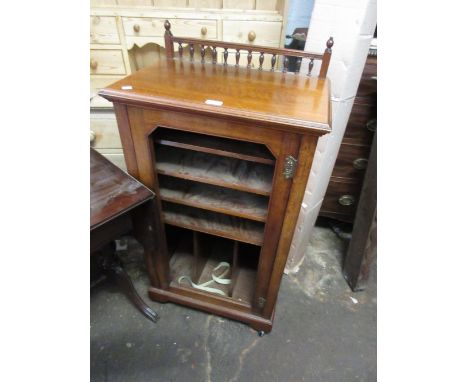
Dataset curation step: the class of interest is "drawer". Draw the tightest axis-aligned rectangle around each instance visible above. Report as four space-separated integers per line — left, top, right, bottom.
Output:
361 55 377 81
223 0 255 9
356 81 377 98
188 0 222 7
91 75 124 95
118 0 152 4
256 0 278 10
158 0 187 6
96 149 127 172
343 101 376 145
222 21 282 47
331 143 371 180
357 56 377 97
122 18 217 39
91 76 124 108
90 16 120 45
321 178 362 218
90 112 122 149
90 50 126 75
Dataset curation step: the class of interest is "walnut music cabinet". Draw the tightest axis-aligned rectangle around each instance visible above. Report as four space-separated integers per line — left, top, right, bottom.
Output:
99 20 333 334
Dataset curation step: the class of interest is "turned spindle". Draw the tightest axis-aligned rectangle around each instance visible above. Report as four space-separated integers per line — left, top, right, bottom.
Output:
201 45 205 63
235 49 240 66
283 56 289 73
308 59 314 76
259 52 264 70
247 50 252 68
271 54 276 71
189 44 194 61
178 43 183 59
295 58 302 74
212 46 217 64
164 20 174 60
319 36 334 78
223 48 228 65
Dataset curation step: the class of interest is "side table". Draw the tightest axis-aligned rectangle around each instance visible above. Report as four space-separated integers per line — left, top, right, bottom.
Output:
91 148 159 322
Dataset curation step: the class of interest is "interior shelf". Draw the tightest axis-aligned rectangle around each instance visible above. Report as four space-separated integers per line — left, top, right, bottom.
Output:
159 175 269 222
167 227 259 306
154 128 275 165
152 128 269 310
155 145 274 196
162 201 265 246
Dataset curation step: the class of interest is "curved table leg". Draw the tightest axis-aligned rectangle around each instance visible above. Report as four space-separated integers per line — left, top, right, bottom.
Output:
102 250 159 323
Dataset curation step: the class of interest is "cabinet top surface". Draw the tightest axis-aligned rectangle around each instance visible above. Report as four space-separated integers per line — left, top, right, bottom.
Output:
99 59 331 134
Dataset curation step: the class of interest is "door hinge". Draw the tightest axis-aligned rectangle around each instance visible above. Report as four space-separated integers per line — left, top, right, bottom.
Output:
283 155 298 179
258 297 266 308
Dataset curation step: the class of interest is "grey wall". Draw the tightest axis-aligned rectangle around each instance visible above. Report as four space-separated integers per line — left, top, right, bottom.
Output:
284 0 315 45
285 0 377 273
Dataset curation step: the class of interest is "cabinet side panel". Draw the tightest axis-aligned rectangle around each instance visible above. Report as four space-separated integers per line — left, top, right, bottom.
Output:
113 103 139 176
127 107 171 289
263 134 318 317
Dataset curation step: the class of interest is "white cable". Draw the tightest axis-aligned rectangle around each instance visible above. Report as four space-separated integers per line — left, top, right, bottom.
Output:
178 262 231 296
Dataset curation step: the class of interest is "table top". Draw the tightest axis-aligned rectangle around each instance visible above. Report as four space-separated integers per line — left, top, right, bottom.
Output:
91 149 154 230
99 59 331 134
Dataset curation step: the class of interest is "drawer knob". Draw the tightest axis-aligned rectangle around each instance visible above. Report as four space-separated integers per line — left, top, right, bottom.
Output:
353 158 368 170
248 31 256 42
201 26 207 36
366 118 377 132
133 24 140 33
338 195 355 206
90 59 98 70
90 130 96 143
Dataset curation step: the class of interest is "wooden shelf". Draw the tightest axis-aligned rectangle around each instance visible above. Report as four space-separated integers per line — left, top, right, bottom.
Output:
154 128 275 165
155 146 274 196
168 235 257 305
162 202 264 246
159 176 269 222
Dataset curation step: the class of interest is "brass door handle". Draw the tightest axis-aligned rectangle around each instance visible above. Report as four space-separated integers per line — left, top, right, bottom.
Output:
353 158 368 170
366 118 377 132
338 195 355 206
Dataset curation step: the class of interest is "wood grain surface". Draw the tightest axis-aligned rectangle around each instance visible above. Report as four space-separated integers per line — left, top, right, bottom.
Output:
154 127 275 165
99 58 331 133
90 148 153 229
155 145 274 195
162 202 265 246
168 234 257 303
159 175 269 222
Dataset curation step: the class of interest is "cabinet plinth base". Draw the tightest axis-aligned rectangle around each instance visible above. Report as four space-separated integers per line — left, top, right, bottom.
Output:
148 286 273 333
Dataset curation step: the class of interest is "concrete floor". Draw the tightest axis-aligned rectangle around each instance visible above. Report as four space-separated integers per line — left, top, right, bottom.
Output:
91 226 377 381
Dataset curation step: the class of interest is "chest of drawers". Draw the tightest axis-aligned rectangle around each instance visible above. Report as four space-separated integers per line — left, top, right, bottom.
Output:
320 54 377 222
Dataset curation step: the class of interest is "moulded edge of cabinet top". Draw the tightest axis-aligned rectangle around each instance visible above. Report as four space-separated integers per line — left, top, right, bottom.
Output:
99 59 332 135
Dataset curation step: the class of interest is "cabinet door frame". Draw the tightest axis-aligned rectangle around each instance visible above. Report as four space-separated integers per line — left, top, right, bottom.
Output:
120 104 299 313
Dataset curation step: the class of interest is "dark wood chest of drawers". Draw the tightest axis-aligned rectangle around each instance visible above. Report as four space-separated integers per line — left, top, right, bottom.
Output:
320 55 377 222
